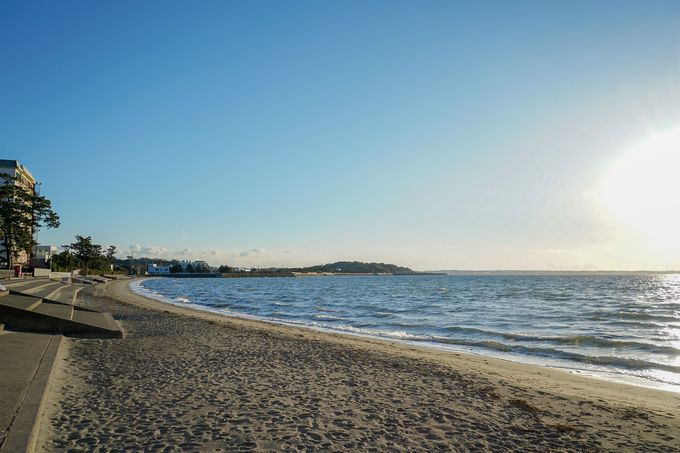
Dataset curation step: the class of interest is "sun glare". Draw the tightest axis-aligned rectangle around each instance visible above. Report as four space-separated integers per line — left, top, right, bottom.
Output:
597 126 680 246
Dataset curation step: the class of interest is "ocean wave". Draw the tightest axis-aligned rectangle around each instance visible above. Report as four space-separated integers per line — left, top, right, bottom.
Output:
309 323 423 341
312 314 343 321
302 323 680 373
601 319 671 329
438 326 679 355
537 336 678 354
130 279 174 305
273 301 293 307
373 311 396 318
389 321 426 328
427 337 680 373
616 312 680 323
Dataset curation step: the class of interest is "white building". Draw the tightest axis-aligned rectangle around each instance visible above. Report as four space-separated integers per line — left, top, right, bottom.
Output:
178 260 211 272
147 263 170 275
32 245 58 267
0 159 35 187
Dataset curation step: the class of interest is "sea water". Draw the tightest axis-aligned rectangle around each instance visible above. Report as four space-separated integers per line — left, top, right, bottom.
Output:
130 274 680 391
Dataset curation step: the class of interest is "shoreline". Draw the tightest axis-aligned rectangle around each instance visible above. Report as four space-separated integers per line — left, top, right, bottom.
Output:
37 278 680 451
130 277 680 394
119 278 680 413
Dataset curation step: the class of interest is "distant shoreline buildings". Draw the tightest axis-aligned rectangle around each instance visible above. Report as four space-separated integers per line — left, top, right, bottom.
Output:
32 245 58 268
146 260 211 275
147 263 171 275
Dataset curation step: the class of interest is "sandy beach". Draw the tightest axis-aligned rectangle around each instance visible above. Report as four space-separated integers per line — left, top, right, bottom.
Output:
36 279 680 452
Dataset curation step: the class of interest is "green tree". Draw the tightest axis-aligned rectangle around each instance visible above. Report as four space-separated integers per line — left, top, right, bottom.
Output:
90 254 111 273
51 250 77 272
106 245 117 263
63 235 103 275
218 264 232 273
195 262 211 273
185 263 194 273
0 174 60 269
169 261 182 273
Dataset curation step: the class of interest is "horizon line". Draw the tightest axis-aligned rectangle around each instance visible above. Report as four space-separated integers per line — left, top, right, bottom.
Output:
431 269 680 274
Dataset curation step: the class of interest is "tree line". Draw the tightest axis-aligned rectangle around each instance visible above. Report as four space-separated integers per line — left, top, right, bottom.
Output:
51 236 117 275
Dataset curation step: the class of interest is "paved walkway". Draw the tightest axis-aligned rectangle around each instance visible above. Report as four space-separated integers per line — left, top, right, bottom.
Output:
0 331 59 451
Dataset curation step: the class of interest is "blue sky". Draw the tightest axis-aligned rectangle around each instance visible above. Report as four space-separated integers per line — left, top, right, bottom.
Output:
3 1 680 270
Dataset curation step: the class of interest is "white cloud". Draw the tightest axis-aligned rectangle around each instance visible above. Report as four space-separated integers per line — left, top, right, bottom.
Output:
119 244 303 267
239 248 265 258
127 244 170 257
173 248 219 259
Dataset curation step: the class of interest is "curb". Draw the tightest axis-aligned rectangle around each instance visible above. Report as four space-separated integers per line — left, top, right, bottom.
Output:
2 335 63 453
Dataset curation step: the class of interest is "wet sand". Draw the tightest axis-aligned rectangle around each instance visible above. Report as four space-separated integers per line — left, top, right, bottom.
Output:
37 279 680 452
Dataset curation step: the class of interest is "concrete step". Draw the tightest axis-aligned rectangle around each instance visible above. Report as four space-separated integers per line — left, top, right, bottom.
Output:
103 274 131 280
25 282 65 300
71 310 121 334
49 285 82 305
12 280 58 295
2 280 38 289
0 294 42 311
7 280 81 305
32 302 74 321
0 296 121 338
0 281 122 338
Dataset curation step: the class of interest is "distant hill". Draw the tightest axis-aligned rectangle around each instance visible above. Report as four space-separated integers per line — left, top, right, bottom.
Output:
298 261 417 275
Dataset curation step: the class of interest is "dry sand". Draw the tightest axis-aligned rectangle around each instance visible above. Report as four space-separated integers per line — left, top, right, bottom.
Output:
36 279 680 452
